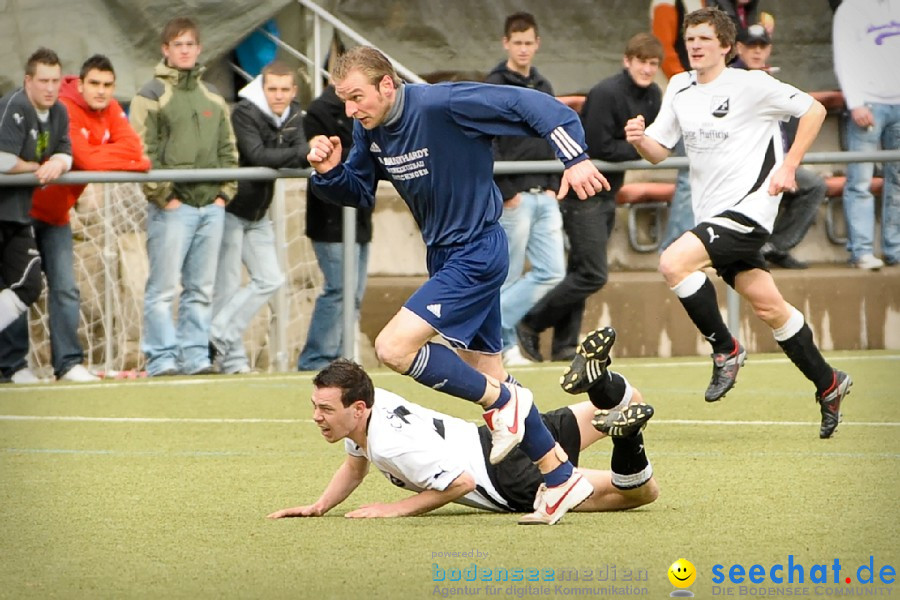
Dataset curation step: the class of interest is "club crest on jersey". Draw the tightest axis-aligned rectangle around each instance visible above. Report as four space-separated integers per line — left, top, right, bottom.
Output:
711 96 730 118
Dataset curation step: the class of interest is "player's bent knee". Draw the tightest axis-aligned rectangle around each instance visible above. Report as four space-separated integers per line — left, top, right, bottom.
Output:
658 252 684 285
374 334 414 372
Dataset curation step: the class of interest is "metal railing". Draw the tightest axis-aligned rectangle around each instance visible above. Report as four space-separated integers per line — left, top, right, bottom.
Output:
3 149 898 371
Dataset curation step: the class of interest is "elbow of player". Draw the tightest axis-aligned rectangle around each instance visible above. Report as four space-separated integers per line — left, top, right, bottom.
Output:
454 472 477 496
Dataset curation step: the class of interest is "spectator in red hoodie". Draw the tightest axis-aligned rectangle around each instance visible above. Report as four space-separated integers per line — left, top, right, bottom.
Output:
0 55 150 383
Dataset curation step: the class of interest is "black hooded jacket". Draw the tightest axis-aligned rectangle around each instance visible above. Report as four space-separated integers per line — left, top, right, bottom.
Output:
484 61 561 200
229 95 309 222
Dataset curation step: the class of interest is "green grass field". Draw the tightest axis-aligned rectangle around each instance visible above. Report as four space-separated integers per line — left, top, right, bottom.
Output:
2 351 898 599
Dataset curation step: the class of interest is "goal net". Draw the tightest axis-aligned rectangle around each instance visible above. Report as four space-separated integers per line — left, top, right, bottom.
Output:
24 179 323 377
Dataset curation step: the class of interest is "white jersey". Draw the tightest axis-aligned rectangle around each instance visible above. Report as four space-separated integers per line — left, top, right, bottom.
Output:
344 389 510 512
646 68 813 232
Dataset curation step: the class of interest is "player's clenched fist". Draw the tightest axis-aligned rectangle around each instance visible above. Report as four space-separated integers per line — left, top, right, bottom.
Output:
624 115 646 144
307 135 343 173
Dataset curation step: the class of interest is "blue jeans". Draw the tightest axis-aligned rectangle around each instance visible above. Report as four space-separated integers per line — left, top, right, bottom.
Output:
142 203 224 375
843 102 900 263
0 220 85 378
660 141 695 252
211 212 285 373
498 191 565 349
297 241 369 371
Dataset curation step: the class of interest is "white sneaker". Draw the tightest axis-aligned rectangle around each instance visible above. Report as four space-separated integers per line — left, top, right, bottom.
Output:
502 345 534 367
11 368 42 384
855 254 884 270
60 364 100 382
518 469 594 525
482 383 532 464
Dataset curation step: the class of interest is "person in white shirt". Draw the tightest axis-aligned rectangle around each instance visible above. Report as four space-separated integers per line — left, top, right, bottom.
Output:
832 0 900 270
625 7 850 439
266 332 657 525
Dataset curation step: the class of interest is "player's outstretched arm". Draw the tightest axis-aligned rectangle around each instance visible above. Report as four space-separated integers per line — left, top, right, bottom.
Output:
306 134 343 174
345 471 476 519
267 455 369 518
558 160 611 200
624 115 670 164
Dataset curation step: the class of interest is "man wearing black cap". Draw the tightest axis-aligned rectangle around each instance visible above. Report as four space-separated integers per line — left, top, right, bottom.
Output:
733 24 827 270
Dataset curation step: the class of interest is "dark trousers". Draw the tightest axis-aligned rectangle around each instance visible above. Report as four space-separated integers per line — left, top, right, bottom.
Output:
521 197 615 357
769 167 826 252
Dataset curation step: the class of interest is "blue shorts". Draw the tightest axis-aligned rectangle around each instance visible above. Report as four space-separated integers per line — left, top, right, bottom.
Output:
405 224 508 353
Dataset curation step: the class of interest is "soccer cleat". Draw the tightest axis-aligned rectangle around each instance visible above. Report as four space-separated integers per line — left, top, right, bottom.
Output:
59 364 100 382
816 370 852 439
592 403 654 438
515 322 544 363
704 340 746 402
518 470 594 525
560 326 616 394
483 384 532 464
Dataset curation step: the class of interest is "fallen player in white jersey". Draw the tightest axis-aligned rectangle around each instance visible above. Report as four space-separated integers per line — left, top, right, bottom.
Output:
267 327 658 525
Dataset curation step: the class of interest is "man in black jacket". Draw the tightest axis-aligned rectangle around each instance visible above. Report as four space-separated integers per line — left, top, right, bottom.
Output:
518 34 663 370
210 61 309 374
485 12 566 366
296 84 373 371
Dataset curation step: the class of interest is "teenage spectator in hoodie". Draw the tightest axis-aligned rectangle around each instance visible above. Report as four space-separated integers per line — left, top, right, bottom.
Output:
733 26 826 269
0 48 71 383
484 12 565 366
832 0 900 270
0 54 150 383
297 83 373 372
517 33 663 368
210 61 308 374
130 17 238 376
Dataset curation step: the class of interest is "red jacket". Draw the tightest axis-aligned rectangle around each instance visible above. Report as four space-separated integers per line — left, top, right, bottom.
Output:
30 75 151 225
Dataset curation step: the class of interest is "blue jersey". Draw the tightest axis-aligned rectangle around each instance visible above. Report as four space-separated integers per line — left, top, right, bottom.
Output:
310 82 589 247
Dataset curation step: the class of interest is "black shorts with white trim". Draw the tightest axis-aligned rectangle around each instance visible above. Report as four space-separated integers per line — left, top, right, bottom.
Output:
692 210 769 287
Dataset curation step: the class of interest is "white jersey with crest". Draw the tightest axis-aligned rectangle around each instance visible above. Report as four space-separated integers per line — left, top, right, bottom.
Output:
645 67 813 232
344 388 510 512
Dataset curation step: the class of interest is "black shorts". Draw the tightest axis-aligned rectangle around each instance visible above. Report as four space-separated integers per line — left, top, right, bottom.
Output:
477 407 582 513
691 210 769 288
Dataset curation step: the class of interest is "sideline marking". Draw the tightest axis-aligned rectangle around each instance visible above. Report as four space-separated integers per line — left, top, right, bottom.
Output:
0 354 896 393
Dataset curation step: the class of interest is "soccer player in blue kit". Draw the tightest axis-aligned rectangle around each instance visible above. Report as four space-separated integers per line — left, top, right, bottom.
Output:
306 46 611 524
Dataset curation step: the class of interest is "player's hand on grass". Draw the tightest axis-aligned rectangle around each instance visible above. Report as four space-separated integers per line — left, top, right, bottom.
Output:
558 159 610 200
307 135 342 174
344 503 400 518
266 504 323 518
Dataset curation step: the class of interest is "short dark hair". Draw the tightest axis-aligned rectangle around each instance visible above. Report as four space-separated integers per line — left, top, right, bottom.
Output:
504 12 538 38
312 359 375 408
625 33 664 61
261 60 296 86
79 54 115 80
161 16 200 45
25 47 61 77
332 46 400 88
683 7 737 62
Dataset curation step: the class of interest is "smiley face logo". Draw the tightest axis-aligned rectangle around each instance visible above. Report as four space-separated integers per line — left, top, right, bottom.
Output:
668 558 696 588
